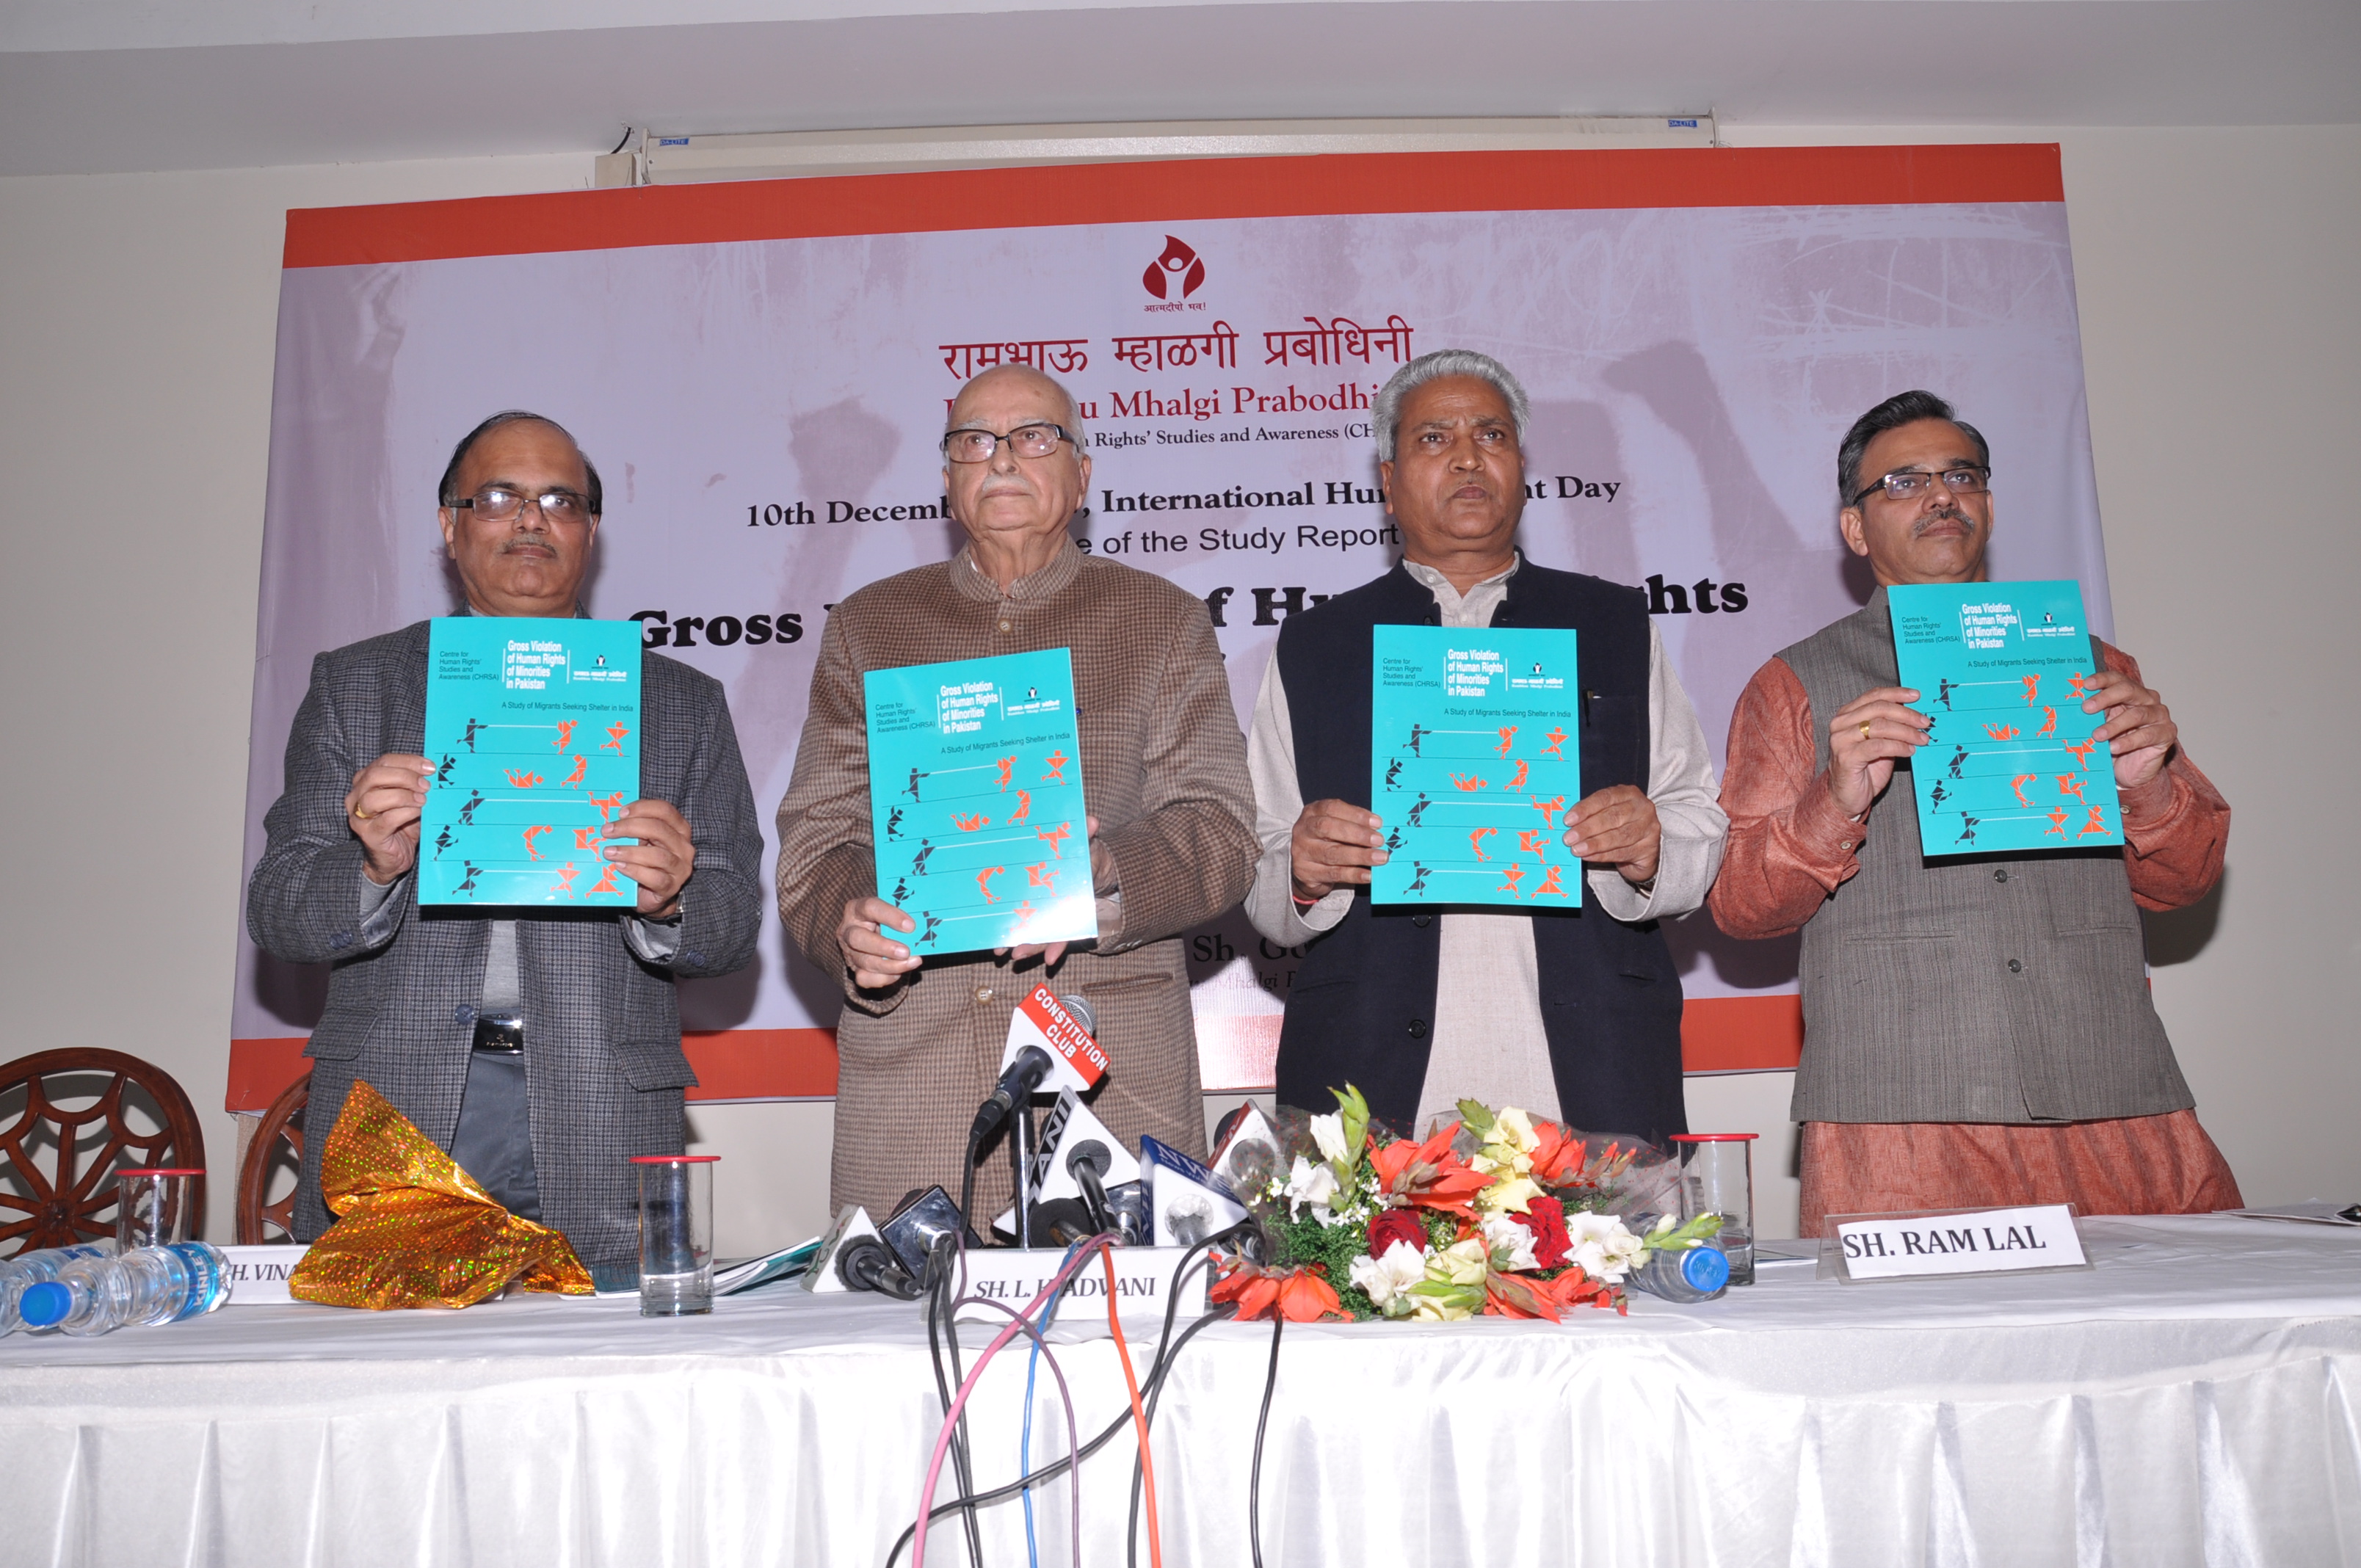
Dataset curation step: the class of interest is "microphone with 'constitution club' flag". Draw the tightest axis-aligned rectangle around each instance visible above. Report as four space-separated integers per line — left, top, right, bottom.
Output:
966 987 1106 1158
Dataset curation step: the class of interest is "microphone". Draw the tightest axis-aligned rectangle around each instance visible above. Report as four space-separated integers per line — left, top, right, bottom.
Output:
967 1045 1053 1156
967 990 1104 1157
1067 1138 1114 1233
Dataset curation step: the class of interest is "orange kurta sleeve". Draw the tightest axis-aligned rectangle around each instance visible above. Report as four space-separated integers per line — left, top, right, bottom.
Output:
1709 656 1872 940
2095 642 2230 912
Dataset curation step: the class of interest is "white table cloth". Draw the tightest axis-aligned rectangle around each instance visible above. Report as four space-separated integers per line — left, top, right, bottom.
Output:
4 1214 2360 1567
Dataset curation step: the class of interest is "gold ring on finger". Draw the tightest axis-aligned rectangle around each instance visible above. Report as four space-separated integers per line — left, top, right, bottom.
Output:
1859 721 1871 740
351 805 374 822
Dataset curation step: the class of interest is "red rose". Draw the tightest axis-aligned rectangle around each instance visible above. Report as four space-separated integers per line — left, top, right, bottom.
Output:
1517 1194 1573 1270
1367 1206 1426 1259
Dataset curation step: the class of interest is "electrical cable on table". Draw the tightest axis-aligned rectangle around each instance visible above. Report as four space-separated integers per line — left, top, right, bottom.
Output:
910 1235 1120 1568
885 1223 1254 1568
1250 1315 1285 1568
924 1234 987 1567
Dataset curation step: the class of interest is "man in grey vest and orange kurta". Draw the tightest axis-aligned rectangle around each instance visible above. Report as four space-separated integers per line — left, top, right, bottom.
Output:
1245 351 1728 1141
1711 391 2239 1235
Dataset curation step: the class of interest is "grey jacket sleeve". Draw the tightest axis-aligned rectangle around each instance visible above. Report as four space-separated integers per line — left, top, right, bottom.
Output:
659 680 765 978
247 652 413 964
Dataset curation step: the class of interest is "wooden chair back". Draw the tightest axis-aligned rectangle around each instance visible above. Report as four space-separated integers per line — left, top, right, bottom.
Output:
235 1070 311 1245
0 1048 207 1255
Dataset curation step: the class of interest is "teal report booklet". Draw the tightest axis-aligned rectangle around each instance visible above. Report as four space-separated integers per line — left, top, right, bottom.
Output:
864 648 1096 956
1368 625 1584 907
1887 581 2122 857
418 617 643 905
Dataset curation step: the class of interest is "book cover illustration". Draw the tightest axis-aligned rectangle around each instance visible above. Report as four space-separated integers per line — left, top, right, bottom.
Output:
1368 625 1584 907
418 617 642 905
865 648 1097 956
1887 581 2123 857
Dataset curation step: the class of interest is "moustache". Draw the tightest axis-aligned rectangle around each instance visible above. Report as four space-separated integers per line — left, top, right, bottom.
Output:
1912 507 1971 536
496 535 558 556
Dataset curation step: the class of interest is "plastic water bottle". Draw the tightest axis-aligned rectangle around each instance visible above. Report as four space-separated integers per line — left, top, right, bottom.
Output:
0 1244 116 1336
1626 1238 1732 1304
18 1243 231 1336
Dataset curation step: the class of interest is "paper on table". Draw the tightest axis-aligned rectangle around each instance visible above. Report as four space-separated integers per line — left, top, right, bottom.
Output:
864 648 1095 954
1887 581 2122 858
1368 624 1583 907
419 617 643 904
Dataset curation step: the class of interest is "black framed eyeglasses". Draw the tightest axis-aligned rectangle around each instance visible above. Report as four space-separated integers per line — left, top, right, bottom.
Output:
941 423 1076 463
1849 465 1990 509
453 485 593 523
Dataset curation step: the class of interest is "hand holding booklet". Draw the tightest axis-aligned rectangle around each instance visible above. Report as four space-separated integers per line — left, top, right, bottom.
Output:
863 648 1096 957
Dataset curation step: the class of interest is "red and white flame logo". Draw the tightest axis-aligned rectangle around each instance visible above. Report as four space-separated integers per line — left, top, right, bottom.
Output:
1142 236 1206 300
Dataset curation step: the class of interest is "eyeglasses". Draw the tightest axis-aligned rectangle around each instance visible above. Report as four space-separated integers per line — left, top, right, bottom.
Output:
1849 465 1990 509
941 424 1075 463
452 486 593 523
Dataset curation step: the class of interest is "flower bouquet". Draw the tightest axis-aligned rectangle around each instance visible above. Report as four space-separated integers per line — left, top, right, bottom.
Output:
1210 1086 1722 1324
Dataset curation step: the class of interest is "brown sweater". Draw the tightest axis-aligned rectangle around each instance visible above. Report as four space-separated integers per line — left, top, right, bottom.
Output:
775 540 1257 1220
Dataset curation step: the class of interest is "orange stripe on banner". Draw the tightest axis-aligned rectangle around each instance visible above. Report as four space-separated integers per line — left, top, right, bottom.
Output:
283 145 2062 269
1681 995 1805 1074
232 998 1796 1111
226 1028 843 1111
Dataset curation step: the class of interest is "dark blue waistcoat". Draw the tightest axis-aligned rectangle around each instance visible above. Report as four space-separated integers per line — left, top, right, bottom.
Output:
1272 560 1688 1143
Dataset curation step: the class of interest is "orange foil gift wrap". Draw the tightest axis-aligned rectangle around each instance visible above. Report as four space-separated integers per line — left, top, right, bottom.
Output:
287 1079 594 1309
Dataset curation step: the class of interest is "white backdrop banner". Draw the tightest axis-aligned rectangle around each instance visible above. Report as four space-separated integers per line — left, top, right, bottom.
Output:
231 145 2106 1107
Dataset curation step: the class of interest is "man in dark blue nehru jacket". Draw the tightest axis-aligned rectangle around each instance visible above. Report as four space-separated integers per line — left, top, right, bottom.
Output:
1243 351 1728 1141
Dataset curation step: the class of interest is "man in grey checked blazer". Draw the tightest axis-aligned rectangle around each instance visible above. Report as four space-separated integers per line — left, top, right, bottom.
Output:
247 413 764 1272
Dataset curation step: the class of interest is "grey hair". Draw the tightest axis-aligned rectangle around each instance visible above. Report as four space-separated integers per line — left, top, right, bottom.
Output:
1837 390 1989 507
1372 349 1531 462
946 363 1088 457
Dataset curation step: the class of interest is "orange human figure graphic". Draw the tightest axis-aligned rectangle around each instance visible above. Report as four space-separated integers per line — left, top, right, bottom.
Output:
1007 789 1031 825
2078 807 2110 839
952 813 990 832
1517 829 1549 858
589 791 625 822
2068 671 2100 699
1984 722 2020 741
1495 726 1517 759
1531 795 1566 827
995 757 1015 792
554 863 579 898
574 827 599 850
554 720 578 751
1041 750 1069 783
2056 774 2086 804
1450 774 1489 792
589 863 623 896
2035 707 2057 738
1011 899 1036 926
2021 675 2042 705
2062 739 2100 772
601 722 629 754
1535 865 1567 899
2009 774 2037 806
504 769 545 789
1508 759 1529 791
1496 863 1527 898
1037 822 1072 858
521 824 553 861
976 866 1006 903
1539 727 1567 759
1469 827 1498 863
2045 807 2070 838
1028 862 1057 888
559 755 589 788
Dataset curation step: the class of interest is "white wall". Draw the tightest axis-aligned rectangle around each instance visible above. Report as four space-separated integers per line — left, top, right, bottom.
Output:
3 126 2351 1253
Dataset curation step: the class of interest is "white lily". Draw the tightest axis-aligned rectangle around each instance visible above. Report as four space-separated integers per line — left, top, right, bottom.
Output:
1308 1111 1350 1167
1348 1239 1429 1312
1282 1155 1341 1220
1481 1212 1540 1272
1564 1211 1647 1282
1475 1174 1542 1216
1429 1236 1492 1288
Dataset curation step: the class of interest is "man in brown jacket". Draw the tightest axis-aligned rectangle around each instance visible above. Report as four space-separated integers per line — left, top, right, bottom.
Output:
775 365 1258 1222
